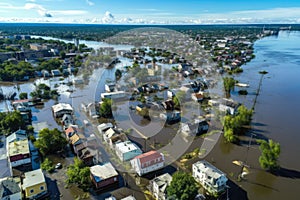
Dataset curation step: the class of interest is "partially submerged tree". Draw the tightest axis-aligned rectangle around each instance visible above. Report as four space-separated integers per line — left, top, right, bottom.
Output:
258 139 281 171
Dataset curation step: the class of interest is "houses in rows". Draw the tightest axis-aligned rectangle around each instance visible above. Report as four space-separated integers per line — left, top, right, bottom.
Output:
97 123 166 176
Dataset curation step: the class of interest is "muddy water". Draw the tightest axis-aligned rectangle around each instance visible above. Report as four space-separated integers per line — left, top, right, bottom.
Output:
206 31 300 200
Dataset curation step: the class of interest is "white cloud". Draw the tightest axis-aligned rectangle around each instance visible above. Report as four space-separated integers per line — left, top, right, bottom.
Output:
102 11 115 23
86 0 94 6
24 3 52 17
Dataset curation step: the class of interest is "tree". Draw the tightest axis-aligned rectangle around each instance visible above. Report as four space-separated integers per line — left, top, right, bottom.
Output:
19 92 28 99
0 111 26 135
41 158 55 173
66 158 91 191
223 105 253 143
167 172 199 200
99 98 113 118
258 139 280 171
34 128 67 156
173 90 186 110
223 77 236 97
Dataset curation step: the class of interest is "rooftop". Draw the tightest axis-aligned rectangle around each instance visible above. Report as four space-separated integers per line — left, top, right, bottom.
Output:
22 169 45 189
115 141 142 154
151 173 172 193
8 139 30 157
121 195 136 200
193 160 226 180
90 162 118 183
52 103 73 113
0 177 21 199
133 150 164 166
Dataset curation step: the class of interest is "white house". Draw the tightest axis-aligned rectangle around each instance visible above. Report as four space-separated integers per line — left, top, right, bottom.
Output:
192 160 228 194
97 123 114 135
130 150 164 176
115 141 142 162
52 103 73 118
150 173 172 200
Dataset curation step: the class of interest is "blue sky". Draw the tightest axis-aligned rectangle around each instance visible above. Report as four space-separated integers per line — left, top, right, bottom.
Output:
0 0 300 24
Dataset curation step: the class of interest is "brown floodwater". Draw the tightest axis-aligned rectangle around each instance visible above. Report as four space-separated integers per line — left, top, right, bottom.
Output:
206 31 300 200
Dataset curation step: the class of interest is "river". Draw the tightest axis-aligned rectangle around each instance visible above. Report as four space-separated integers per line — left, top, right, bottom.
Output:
205 31 300 200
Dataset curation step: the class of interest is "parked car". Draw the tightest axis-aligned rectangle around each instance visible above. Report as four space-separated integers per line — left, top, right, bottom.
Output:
55 163 62 169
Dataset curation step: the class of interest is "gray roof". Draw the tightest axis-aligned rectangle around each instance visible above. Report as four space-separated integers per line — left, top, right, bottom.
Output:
22 169 45 189
0 177 21 199
90 162 118 183
151 173 172 193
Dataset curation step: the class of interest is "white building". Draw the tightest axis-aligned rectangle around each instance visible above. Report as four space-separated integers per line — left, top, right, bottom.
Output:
97 123 114 135
150 173 172 200
115 141 142 162
131 150 164 176
52 103 73 118
192 160 228 194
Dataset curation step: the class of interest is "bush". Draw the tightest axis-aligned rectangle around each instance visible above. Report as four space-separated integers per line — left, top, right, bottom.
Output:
41 158 55 173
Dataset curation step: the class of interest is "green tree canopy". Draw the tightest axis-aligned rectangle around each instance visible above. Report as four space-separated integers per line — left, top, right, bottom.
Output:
41 158 55 173
223 77 236 97
0 111 26 135
167 172 199 200
34 128 67 156
99 98 113 118
66 157 91 191
258 139 281 171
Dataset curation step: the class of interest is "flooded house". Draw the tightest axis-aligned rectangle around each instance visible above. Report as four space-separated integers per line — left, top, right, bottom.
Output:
90 162 119 191
52 103 73 118
160 111 181 124
179 120 209 137
149 173 172 200
192 160 228 195
115 141 142 162
97 123 114 135
130 150 165 176
22 169 48 200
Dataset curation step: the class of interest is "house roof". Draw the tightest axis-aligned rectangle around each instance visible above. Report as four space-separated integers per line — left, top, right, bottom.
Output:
133 150 164 168
115 141 142 154
0 177 21 199
151 173 172 193
8 139 30 157
104 128 116 139
6 130 27 144
52 103 73 113
193 160 226 180
90 162 118 183
97 123 113 133
65 125 79 137
22 169 45 189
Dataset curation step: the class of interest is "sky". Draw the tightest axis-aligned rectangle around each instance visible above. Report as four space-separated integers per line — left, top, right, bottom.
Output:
0 0 300 24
